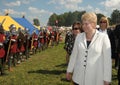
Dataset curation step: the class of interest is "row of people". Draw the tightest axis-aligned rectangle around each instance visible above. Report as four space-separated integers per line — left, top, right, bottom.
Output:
0 24 61 75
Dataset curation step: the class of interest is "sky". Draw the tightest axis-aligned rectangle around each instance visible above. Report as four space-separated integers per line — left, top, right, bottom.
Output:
0 0 120 26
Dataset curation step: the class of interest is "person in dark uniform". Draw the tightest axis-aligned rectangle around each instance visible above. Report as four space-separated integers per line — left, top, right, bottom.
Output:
50 30 55 47
0 25 6 75
114 24 120 85
39 29 44 50
17 28 25 63
43 29 48 49
32 30 38 54
7 24 18 71
24 28 30 59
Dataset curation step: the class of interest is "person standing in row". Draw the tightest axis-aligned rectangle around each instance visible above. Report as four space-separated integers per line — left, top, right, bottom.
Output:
6 24 18 71
114 24 120 85
98 17 117 67
0 25 6 75
66 12 112 85
64 21 83 65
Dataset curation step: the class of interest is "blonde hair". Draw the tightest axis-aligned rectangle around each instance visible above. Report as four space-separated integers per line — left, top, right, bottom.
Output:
81 12 97 25
99 17 109 28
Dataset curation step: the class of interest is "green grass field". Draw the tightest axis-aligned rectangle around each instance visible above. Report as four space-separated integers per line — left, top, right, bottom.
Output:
0 42 118 85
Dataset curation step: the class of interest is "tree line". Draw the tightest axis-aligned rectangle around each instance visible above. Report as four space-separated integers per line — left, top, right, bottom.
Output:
47 9 120 27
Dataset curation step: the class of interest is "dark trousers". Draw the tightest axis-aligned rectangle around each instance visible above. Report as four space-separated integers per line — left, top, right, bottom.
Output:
118 58 120 85
115 53 119 68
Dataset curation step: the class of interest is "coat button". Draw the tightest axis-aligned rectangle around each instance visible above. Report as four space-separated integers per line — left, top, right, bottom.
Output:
84 60 86 62
84 65 86 67
85 51 88 53
85 55 87 57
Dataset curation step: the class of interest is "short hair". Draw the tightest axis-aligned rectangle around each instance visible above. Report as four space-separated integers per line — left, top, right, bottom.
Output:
81 12 97 25
99 16 109 28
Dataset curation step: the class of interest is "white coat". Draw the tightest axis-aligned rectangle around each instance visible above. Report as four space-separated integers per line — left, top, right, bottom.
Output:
67 30 112 85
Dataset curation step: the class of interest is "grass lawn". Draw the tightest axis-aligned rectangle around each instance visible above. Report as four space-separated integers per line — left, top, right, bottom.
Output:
0 42 118 85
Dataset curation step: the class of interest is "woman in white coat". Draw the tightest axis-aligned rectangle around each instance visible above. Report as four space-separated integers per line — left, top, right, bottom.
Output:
66 12 112 85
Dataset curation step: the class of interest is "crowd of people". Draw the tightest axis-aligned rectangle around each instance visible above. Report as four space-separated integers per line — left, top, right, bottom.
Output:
0 12 120 85
64 12 120 85
0 24 61 75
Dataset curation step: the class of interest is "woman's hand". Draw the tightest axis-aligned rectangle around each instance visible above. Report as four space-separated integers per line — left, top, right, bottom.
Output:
66 72 72 81
104 81 110 85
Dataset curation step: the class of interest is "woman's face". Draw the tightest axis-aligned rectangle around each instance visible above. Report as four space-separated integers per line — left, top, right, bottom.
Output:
99 20 107 29
82 20 94 33
72 24 80 36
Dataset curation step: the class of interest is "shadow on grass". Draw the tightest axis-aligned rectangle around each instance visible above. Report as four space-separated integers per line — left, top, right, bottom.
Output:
28 69 66 75
55 63 67 68
112 74 118 80
61 78 71 82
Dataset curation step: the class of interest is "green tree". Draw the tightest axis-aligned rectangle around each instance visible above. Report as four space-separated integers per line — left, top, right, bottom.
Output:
77 11 86 22
48 10 120 26
65 11 78 26
48 13 58 26
57 15 65 26
108 17 112 25
61 12 69 26
111 9 120 25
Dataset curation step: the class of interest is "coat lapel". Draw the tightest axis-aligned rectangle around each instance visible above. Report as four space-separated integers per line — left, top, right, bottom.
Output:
83 33 87 49
83 30 99 49
88 30 99 49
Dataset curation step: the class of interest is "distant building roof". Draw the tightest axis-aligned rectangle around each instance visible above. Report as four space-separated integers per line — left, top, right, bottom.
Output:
0 16 24 31
13 17 39 35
